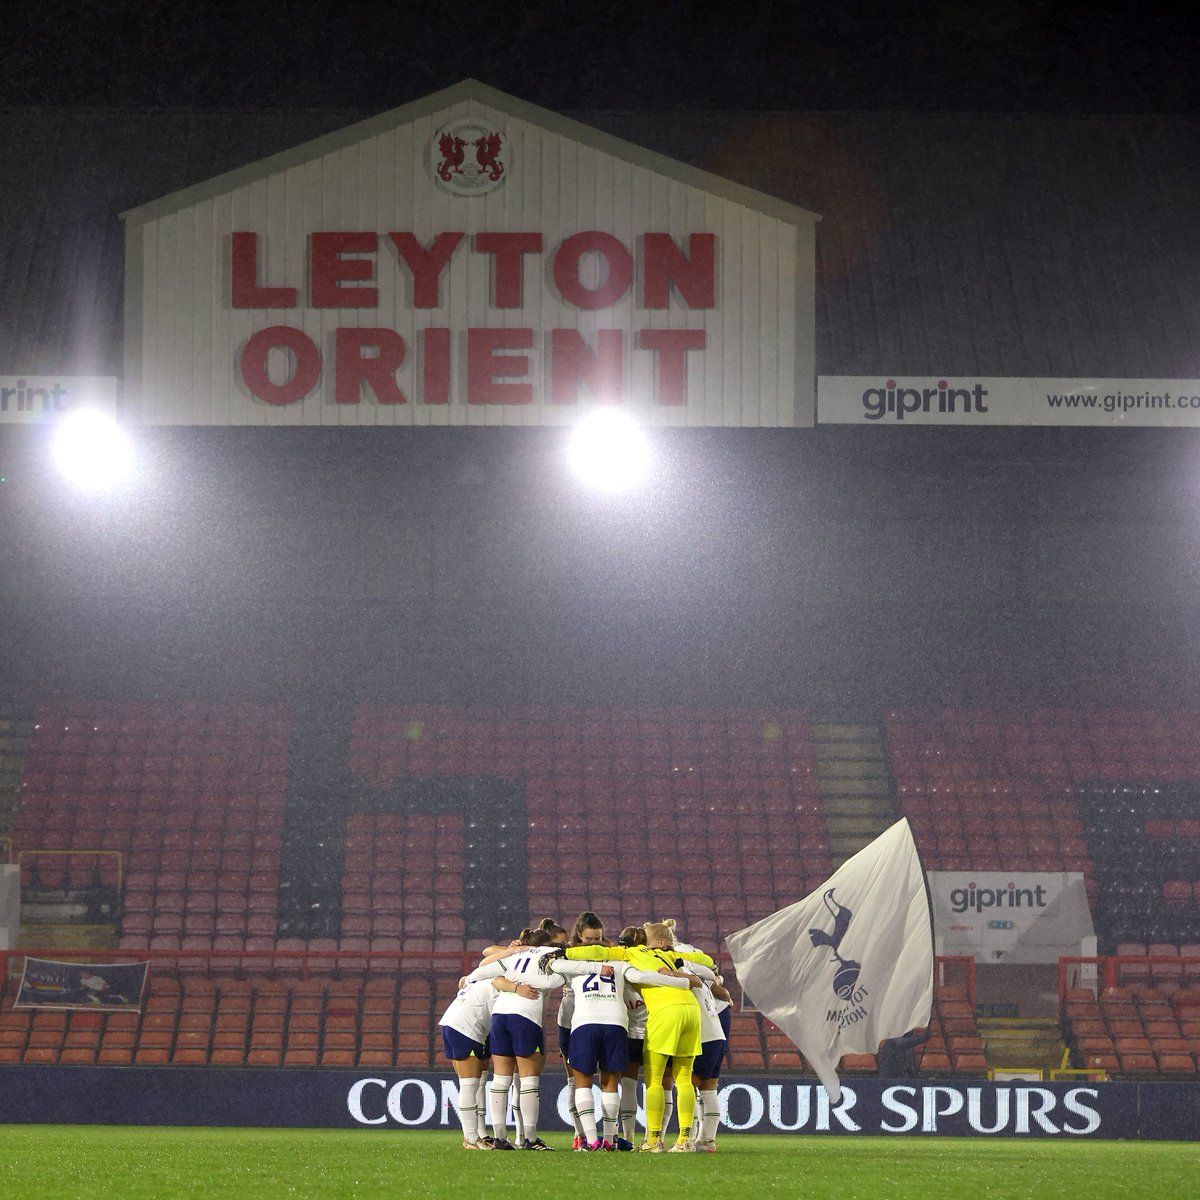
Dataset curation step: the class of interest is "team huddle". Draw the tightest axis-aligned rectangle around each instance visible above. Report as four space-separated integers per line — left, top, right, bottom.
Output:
437 914 732 1153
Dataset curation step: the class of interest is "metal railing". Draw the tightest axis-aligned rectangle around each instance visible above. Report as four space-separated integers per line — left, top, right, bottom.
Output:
0 947 487 988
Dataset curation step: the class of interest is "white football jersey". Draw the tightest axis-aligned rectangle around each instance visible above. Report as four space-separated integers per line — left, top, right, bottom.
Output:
626 988 648 1039
558 983 575 1030
467 951 567 1023
676 951 725 1043
438 977 498 1043
558 959 689 1030
694 979 726 1043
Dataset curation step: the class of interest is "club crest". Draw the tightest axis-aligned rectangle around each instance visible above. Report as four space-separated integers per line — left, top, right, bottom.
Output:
808 888 863 999
430 120 509 196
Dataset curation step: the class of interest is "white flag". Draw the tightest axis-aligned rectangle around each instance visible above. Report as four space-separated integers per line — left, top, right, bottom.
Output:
725 818 933 1104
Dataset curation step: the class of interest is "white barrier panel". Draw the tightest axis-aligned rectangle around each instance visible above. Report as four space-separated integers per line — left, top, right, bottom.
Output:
818 376 1200 426
0 865 18 950
0 377 118 423
929 871 1096 963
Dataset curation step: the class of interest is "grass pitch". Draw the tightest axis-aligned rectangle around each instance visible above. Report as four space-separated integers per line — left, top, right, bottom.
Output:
0 1127 1195 1199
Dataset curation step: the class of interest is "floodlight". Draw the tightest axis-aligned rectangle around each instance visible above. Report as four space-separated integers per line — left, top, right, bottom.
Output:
566 409 650 491
52 410 134 489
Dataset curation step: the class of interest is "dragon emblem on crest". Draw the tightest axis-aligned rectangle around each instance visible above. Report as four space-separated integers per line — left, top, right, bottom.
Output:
430 122 509 195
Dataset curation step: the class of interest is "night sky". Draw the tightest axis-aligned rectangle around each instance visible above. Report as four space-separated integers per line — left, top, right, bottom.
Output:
3 1 1200 706
5 1 1200 115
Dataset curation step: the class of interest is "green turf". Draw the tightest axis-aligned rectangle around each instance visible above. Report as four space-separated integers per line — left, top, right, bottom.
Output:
0 1127 1195 1199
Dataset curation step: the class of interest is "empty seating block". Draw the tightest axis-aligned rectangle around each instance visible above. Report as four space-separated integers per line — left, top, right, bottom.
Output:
16 700 291 954
350 703 829 943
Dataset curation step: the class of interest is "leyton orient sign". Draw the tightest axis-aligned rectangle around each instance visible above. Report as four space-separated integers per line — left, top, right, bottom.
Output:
121 80 816 427
229 228 717 409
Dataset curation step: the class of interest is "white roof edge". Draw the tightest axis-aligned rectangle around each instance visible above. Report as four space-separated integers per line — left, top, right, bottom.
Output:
120 78 822 227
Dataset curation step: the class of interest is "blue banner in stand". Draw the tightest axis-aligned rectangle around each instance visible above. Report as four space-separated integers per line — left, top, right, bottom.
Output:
0 1070 1196 1139
15 958 149 1011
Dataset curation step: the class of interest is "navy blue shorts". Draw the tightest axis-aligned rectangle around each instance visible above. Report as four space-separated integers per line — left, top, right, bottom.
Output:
558 1025 571 1062
569 1024 629 1076
441 1026 489 1061
626 1036 644 1065
695 1038 727 1081
719 1008 731 1039
489 1013 544 1058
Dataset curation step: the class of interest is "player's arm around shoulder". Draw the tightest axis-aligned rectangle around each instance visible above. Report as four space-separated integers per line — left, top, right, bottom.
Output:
625 966 691 989
464 960 505 984
677 949 716 969
554 957 602 977
564 945 627 962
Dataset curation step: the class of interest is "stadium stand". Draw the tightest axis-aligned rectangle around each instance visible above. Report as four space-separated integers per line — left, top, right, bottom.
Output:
348 703 834 947
1060 968 1200 1077
0 949 984 1075
18 695 1200 1078
1076 782 1200 949
887 709 1200 951
11 700 290 954
887 709 1095 881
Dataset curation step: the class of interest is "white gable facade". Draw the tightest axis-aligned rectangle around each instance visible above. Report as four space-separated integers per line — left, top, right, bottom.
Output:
122 81 817 427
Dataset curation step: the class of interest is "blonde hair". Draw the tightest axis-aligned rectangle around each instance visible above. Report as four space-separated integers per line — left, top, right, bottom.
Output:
643 921 676 947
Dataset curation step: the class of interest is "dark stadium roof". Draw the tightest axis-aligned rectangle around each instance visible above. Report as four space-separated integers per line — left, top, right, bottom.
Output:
3 105 1200 379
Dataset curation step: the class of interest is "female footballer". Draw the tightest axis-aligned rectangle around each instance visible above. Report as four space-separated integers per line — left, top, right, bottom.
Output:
557 920 715 1152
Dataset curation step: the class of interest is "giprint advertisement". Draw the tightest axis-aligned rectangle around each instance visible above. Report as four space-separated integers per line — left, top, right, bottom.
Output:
817 376 1200 426
929 872 1096 962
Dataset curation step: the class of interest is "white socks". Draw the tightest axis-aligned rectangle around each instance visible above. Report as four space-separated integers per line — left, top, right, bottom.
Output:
518 1080 541 1144
662 1089 675 1136
601 1091 620 1142
512 1079 525 1143
619 1077 637 1141
574 1086 598 1143
701 1089 720 1144
489 1074 512 1140
457 1078 479 1141
475 1072 489 1141
567 1091 586 1139
691 1088 702 1141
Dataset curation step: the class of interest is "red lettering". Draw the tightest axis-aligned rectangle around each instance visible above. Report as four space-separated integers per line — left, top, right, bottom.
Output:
334 328 407 405
231 233 297 309
474 233 543 308
422 328 451 405
638 329 706 406
643 233 716 309
310 232 378 308
467 328 534 405
550 329 623 405
552 232 633 310
387 232 464 308
240 326 321 406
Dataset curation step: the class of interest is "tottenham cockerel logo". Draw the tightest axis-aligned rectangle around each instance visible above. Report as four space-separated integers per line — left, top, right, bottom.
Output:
808 888 863 1000
430 120 509 196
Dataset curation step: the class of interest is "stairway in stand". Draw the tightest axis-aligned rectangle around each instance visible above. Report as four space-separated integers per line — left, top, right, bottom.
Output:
811 720 896 867
978 1017 1066 1073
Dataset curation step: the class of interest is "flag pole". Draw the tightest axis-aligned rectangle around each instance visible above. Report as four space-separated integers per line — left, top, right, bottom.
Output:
906 815 939 1004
